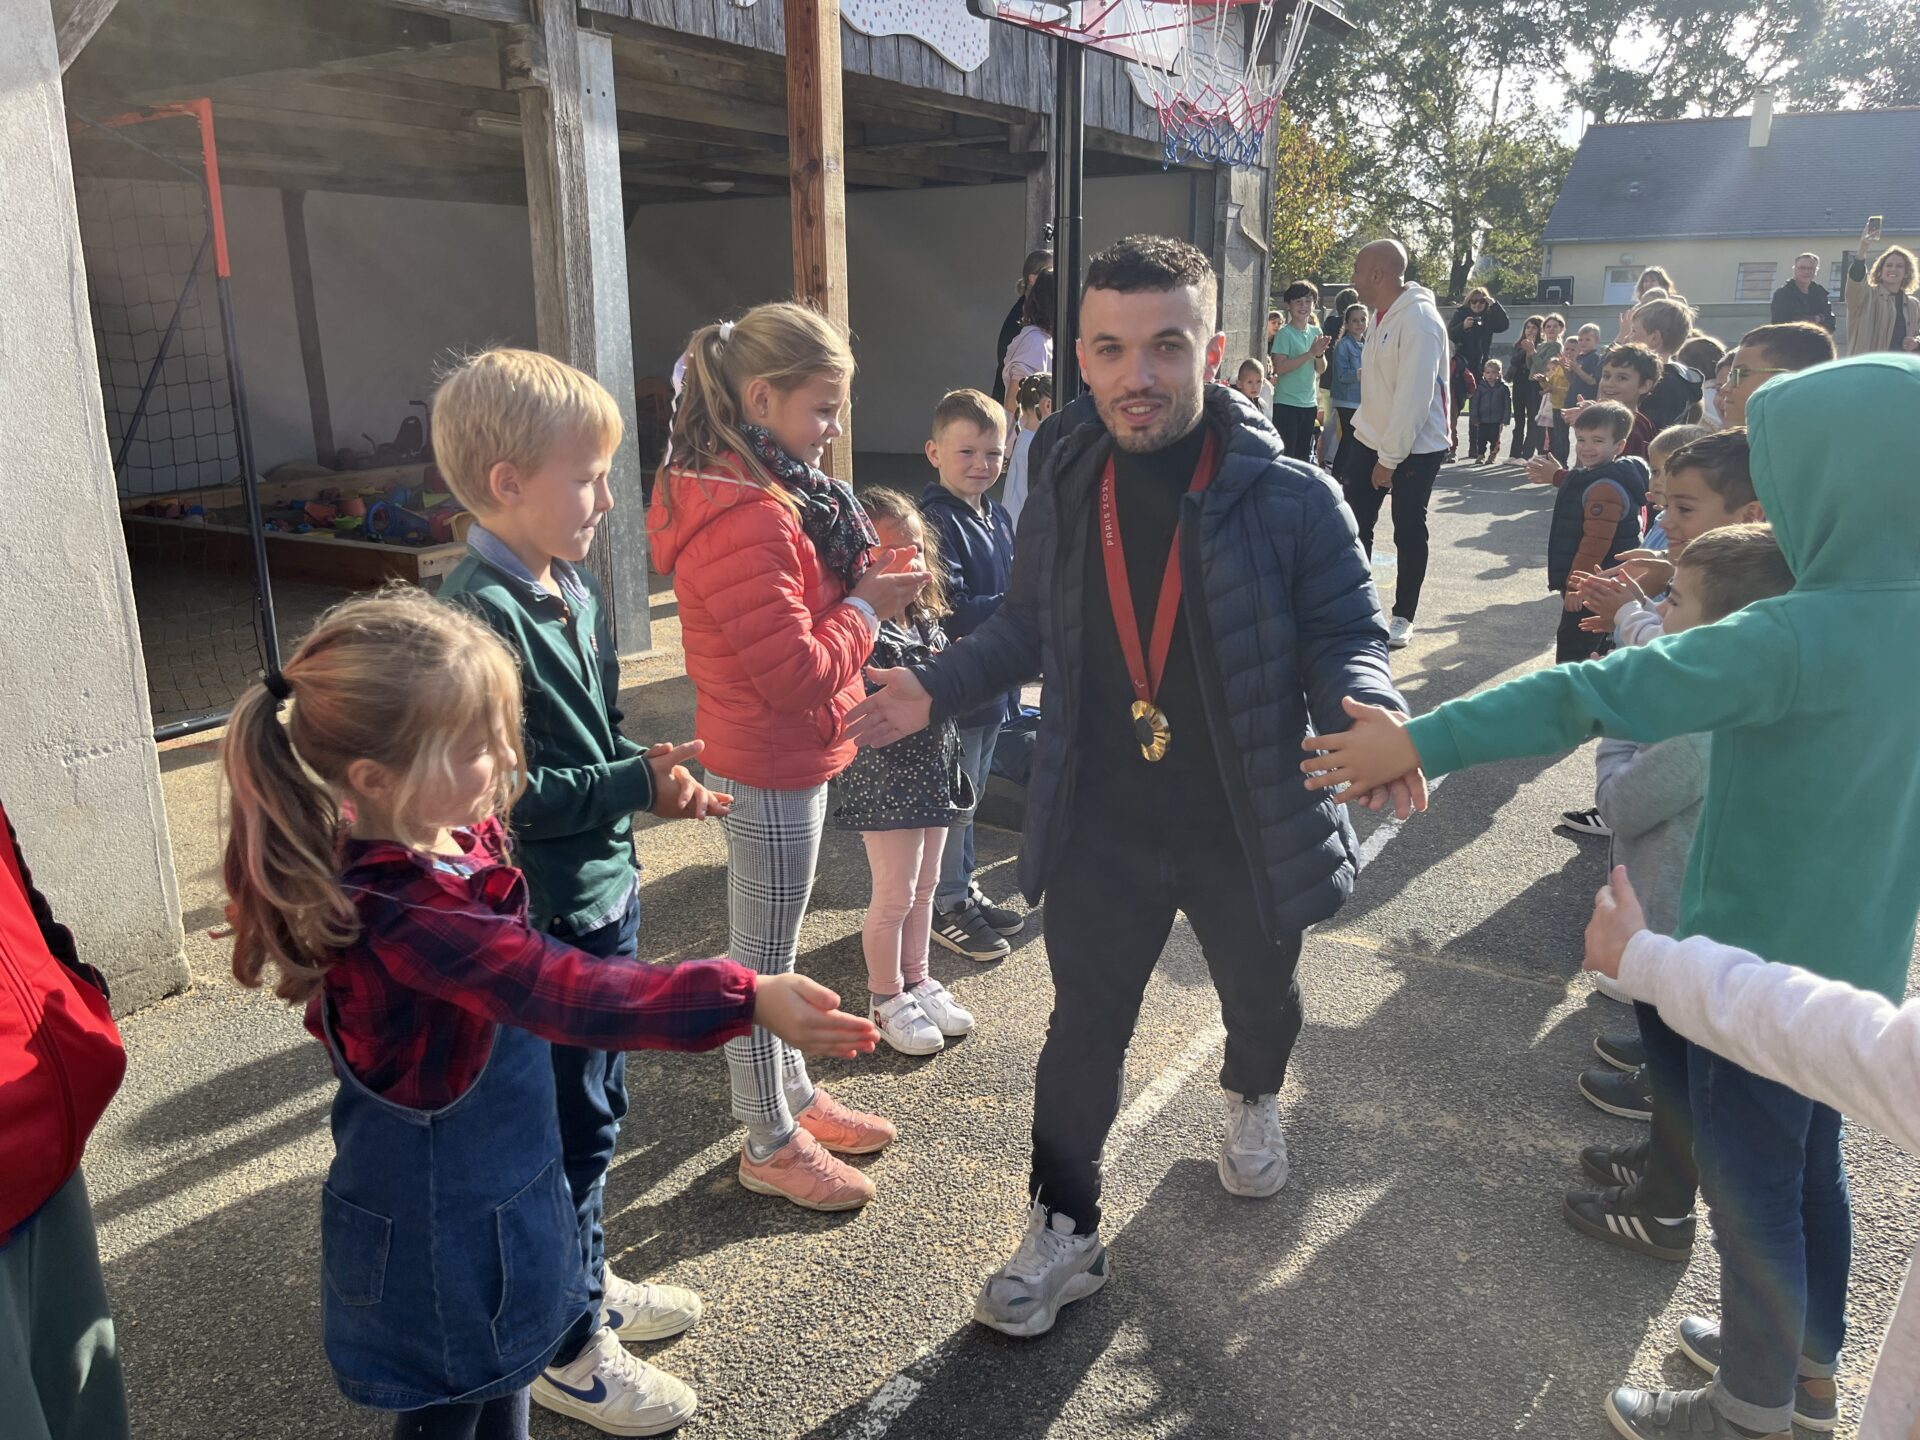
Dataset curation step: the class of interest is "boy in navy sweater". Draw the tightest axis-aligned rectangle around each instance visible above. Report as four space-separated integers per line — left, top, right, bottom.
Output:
919 388 1024 961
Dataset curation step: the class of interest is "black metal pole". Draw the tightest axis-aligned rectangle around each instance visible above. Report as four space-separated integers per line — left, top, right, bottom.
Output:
215 273 281 673
112 232 212 481
1052 34 1085 406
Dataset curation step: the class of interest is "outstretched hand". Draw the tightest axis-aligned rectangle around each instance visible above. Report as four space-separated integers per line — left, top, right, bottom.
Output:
1300 697 1429 818
753 973 879 1058
844 666 933 748
1583 866 1647 982
852 546 930 623
1523 453 1562 486
647 740 732 819
1574 570 1643 631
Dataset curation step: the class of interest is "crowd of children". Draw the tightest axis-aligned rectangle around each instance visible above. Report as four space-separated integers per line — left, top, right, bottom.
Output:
12 248 1919 1440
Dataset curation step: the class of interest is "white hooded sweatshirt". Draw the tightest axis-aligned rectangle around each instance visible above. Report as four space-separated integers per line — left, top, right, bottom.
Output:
1353 282 1451 469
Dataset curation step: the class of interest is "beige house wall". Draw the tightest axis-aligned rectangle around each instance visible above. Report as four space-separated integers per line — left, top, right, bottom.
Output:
1544 235 1919 308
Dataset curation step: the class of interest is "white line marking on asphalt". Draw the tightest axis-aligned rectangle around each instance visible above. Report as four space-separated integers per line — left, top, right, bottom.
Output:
839 785 1440 1439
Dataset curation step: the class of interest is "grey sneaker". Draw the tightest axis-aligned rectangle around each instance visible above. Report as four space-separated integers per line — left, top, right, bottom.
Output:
931 901 1011 962
1676 1316 1838 1432
972 1202 1107 1338
1219 1090 1290 1197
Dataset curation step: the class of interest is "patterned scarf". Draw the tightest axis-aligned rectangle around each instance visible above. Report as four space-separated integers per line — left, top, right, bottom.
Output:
739 423 879 590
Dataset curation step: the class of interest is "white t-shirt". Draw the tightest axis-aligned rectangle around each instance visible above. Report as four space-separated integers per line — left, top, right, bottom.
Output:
1003 427 1037 531
1001 325 1052 398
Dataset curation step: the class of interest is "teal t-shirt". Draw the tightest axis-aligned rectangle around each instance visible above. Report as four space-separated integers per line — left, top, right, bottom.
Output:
1269 322 1320 408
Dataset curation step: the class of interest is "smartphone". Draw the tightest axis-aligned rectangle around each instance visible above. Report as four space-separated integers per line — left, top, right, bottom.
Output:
1867 215 1884 240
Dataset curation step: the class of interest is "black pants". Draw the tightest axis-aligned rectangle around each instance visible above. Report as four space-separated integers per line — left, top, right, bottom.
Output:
1472 422 1502 457
1554 605 1610 664
1273 403 1318 462
1030 818 1305 1230
392 1391 530 1440
1634 1001 1700 1215
1337 441 1445 622
1335 406 1357 449
1509 377 1537 455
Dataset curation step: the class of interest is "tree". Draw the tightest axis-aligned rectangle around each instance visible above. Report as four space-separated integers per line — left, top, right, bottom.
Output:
1267 104 1350 290
1784 0 1920 107
1566 0 1821 120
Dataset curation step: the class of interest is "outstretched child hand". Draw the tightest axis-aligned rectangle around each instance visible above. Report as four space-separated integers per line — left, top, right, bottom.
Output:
1608 550 1675 593
1523 453 1562 486
1574 571 1642 629
1299 697 1429 816
647 740 733 820
1583 866 1647 982
754 973 879 1058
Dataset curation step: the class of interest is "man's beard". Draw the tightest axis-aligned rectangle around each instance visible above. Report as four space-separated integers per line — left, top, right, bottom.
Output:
1096 378 1205 454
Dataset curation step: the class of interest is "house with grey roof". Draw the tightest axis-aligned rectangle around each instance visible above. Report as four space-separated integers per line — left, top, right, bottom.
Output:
1539 95 1920 338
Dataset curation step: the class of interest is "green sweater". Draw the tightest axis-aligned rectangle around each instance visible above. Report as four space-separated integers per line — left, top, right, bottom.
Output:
439 542 653 932
1405 353 1920 1001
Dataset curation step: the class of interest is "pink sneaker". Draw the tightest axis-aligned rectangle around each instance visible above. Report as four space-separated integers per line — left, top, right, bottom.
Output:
795 1088 897 1155
737 1128 875 1212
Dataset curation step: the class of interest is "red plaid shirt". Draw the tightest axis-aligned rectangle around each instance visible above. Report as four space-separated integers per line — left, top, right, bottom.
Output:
304 818 755 1108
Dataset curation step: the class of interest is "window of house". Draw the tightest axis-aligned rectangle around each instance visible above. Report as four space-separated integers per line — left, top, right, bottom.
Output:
1735 261 1778 302
1830 259 1846 292
1602 266 1638 305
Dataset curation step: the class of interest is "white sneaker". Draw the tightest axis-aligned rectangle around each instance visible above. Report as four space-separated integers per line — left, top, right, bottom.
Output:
1219 1090 1290 1197
973 1202 1108 1338
531 1326 697 1436
603 1267 702 1342
1387 616 1413 649
872 990 944 1056
907 977 975 1037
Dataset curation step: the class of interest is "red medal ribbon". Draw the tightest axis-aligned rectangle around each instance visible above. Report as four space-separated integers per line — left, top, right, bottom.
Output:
1097 429 1221 710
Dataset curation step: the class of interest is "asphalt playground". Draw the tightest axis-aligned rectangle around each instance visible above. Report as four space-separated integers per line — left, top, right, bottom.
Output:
91 457 1918 1439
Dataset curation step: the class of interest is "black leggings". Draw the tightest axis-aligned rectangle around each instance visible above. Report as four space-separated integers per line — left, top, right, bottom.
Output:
1273 403 1319 462
392 1391 530 1440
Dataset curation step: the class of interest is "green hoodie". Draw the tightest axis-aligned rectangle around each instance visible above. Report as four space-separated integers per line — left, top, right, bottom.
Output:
1404 353 1920 1001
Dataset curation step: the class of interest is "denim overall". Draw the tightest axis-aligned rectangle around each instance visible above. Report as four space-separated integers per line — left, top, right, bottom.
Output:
317 998 585 1410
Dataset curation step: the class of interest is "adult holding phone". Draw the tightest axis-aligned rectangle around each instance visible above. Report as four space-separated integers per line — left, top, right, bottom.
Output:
1846 216 1920 356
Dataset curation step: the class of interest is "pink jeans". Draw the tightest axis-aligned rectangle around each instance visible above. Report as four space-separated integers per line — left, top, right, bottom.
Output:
860 827 948 995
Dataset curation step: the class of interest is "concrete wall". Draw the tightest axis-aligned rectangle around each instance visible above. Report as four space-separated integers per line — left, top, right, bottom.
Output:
1545 235 1914 313
626 171 1200 455
1 2 187 1010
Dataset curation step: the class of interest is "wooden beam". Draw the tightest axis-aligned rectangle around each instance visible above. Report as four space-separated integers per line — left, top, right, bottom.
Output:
783 0 852 481
126 37 504 107
513 5 649 652
54 0 120 71
280 190 336 465
382 0 530 24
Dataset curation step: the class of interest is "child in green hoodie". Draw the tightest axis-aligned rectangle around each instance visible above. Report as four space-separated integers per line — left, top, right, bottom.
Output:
1300 352 1920 1440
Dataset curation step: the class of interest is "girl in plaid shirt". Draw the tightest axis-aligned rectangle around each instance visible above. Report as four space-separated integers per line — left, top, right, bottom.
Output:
222 588 874 1440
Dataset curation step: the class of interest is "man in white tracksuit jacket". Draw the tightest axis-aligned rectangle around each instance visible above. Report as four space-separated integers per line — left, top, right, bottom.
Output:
1337 239 1452 651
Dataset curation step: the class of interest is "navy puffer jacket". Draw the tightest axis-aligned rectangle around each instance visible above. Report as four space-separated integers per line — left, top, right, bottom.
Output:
915 385 1402 940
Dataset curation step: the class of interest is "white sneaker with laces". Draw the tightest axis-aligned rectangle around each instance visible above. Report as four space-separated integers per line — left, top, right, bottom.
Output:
602 1267 702 1342
872 990 944 1056
531 1326 698 1436
973 1202 1107 1338
1219 1090 1290 1197
907 977 975 1037
1387 616 1413 649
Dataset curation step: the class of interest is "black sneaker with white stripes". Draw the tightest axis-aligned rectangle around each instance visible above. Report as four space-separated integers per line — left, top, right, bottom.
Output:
1563 1182 1694 1262
1558 806 1612 837
1580 1137 1650 1188
967 881 1025 937
1593 1029 1647 1071
931 901 1011 962
1579 1064 1653 1120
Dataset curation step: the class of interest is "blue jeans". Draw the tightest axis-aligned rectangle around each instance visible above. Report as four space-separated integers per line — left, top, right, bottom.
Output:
547 890 642 1368
1689 1042 1850 1434
935 720 1002 911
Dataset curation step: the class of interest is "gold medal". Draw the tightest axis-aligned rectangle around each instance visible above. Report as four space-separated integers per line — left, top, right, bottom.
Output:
1131 700 1171 762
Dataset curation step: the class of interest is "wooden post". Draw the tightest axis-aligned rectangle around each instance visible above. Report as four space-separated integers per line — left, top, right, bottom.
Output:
783 0 852 482
508 4 650 654
279 189 335 465
52 0 119 70
1016 117 1053 259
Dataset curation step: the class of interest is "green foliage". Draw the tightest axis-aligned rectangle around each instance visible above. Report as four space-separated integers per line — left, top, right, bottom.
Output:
1784 0 1920 107
1267 105 1350 290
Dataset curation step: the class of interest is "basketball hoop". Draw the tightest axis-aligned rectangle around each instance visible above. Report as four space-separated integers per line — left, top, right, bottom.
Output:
1120 0 1309 168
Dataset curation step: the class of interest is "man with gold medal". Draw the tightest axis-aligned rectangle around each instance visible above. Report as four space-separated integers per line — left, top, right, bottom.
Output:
848 236 1405 1339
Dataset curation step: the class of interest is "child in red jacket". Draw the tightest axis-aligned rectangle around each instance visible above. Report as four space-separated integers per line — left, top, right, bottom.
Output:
647 303 928 1212
0 799 129 1440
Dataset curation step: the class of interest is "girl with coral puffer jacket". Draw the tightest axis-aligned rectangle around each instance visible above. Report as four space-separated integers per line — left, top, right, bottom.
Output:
647 302 928 1213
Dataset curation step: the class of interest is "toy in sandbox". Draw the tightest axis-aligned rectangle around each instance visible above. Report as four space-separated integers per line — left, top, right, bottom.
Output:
122 459 474 590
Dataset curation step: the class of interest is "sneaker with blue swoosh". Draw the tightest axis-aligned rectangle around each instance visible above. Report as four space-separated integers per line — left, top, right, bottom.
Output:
603 1268 702 1342
532 1325 697 1435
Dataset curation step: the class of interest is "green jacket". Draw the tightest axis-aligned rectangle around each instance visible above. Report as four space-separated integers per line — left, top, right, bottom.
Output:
438 537 653 932
1405 353 1920 1001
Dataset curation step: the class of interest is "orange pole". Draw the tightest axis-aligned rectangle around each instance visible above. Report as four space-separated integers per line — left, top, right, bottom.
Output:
84 99 230 276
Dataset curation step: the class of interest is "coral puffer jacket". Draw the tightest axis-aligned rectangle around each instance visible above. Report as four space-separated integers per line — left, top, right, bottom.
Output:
647 457 871 790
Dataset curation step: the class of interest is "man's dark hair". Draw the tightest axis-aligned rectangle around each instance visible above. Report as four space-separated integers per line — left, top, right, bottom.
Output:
1021 269 1057 332
1282 280 1320 305
1741 321 1836 373
1084 235 1218 312
1676 522 1794 621
1573 399 1633 441
1666 427 1755 508
1600 342 1661 386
